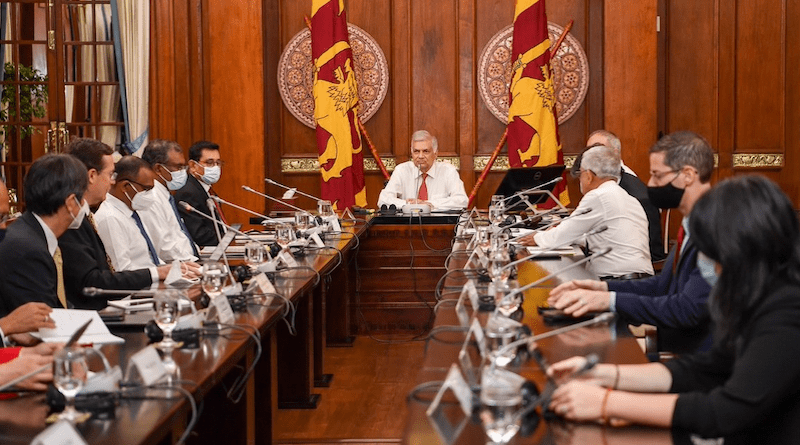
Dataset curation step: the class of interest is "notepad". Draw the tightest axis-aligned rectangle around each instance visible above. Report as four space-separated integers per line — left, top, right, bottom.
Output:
34 309 125 345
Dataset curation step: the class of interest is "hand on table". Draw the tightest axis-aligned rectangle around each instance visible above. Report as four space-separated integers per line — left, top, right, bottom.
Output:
0 303 55 336
548 280 611 317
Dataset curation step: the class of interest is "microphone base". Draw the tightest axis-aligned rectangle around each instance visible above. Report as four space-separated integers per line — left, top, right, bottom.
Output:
401 203 431 215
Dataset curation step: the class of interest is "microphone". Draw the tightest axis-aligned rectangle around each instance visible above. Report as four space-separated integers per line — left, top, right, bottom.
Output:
83 287 157 297
508 207 595 243
501 207 561 231
500 177 564 204
209 195 277 223
242 186 306 213
179 201 265 245
264 178 322 202
502 247 612 300
505 224 608 265
490 312 615 372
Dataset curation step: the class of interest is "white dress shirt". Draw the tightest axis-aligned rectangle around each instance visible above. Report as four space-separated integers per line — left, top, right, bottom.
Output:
377 160 468 210
138 181 198 262
94 194 161 279
533 180 653 277
32 213 58 256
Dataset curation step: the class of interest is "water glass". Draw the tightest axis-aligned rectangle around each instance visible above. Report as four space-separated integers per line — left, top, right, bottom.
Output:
294 211 313 231
490 194 505 208
488 249 511 283
476 224 491 250
244 241 266 267
201 262 228 299
54 347 88 422
317 200 334 218
480 370 523 443
275 223 294 247
489 204 505 226
494 279 522 317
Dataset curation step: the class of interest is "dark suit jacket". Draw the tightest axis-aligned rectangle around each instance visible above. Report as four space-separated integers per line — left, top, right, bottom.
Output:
0 212 60 316
59 218 153 310
608 238 713 354
619 170 666 261
174 175 222 247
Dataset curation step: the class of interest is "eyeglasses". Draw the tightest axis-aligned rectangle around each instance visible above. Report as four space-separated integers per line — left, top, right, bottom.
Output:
127 180 154 192
199 160 225 168
649 169 679 182
159 163 188 173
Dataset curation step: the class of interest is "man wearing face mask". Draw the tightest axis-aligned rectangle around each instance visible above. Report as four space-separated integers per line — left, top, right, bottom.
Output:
140 139 200 261
174 141 226 246
377 130 468 210
94 156 167 272
0 155 88 316
60 139 174 310
547 131 714 355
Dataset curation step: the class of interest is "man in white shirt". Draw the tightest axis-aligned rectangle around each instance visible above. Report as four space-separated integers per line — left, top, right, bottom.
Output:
94 156 168 272
141 139 199 262
377 130 468 210
521 145 653 279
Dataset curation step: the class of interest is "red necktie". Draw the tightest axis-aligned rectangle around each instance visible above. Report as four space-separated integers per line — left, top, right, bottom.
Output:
673 226 685 271
418 173 428 201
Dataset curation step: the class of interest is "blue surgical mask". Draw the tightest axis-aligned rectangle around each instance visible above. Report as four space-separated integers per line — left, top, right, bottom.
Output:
163 167 188 191
201 165 221 185
696 252 719 287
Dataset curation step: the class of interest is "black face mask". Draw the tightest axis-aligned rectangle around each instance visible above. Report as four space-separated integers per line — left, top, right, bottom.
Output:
647 182 685 209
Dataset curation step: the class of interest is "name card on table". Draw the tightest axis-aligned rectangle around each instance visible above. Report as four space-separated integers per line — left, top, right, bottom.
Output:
278 249 299 268
426 364 472 445
31 420 88 445
309 232 325 248
210 294 236 325
125 346 167 386
455 281 479 327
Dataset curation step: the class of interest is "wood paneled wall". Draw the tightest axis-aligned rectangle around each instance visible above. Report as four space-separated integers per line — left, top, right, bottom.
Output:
149 0 799 221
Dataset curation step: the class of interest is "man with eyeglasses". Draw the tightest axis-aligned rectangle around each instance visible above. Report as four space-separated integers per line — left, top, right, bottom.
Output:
175 141 226 247
60 138 175 310
548 131 715 355
94 156 169 272
140 139 200 261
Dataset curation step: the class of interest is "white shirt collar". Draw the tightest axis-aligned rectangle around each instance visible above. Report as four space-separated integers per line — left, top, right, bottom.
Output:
199 177 211 193
32 212 59 256
104 193 134 217
153 180 170 199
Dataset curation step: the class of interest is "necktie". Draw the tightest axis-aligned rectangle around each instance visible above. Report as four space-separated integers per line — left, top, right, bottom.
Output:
87 212 115 272
418 173 428 201
169 195 200 257
53 247 67 308
673 226 686 272
208 188 228 224
132 211 161 265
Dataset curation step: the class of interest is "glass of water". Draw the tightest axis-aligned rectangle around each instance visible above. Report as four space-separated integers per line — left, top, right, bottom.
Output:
317 200 334 218
275 223 294 248
489 204 505 226
480 369 523 443
53 346 89 422
476 224 492 251
294 211 312 231
201 262 228 299
244 241 266 268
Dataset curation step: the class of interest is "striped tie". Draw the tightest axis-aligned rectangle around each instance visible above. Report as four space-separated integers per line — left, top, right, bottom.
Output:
87 212 115 271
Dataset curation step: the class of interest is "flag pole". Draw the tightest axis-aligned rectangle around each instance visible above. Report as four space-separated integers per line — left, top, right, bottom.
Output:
466 19 574 209
305 16 391 181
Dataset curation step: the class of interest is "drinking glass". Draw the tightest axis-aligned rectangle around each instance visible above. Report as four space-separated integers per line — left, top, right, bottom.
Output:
476 224 492 251
201 262 228 299
275 223 294 248
53 347 89 422
294 211 312 231
317 200 334 218
494 279 522 317
490 194 505 208
489 204 505 226
488 249 511 284
480 374 523 443
244 241 266 268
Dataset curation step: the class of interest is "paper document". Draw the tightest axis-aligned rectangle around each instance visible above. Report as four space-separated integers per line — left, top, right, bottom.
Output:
35 309 125 344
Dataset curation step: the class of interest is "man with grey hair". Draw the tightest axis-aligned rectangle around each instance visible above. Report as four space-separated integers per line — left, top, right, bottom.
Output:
521 145 653 279
583 130 666 261
377 130 468 210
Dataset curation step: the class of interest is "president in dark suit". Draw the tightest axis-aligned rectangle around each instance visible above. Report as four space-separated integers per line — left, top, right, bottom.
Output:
60 138 163 310
174 141 226 247
0 155 88 317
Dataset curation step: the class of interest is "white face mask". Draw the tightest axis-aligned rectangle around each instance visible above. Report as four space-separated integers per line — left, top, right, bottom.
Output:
201 164 221 185
161 166 188 191
68 196 89 230
126 183 156 211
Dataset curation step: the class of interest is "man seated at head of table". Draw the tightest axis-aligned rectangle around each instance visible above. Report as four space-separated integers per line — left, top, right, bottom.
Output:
377 130 468 211
93 156 201 279
547 175 800 444
0 154 88 316
60 139 178 310
520 144 654 280
547 131 714 354
140 139 200 262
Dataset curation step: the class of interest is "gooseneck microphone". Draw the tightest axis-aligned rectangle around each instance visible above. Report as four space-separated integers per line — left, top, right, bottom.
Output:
178 201 264 245
502 247 613 300
83 287 157 297
209 195 277 223
242 186 306 213
505 224 608 265
499 177 564 204
508 207 595 243
264 178 322 202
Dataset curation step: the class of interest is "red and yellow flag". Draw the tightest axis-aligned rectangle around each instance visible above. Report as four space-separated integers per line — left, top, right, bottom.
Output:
506 0 569 207
311 0 366 210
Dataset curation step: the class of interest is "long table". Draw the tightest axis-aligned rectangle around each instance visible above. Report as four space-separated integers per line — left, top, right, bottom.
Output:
0 218 369 445
402 237 675 444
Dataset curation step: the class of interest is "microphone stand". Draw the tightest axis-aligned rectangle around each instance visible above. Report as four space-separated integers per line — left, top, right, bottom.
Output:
264 178 322 202
210 195 278 223
507 208 595 243
242 186 306 213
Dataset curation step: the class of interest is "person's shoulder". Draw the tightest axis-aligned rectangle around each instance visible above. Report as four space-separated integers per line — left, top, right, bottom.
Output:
175 175 201 196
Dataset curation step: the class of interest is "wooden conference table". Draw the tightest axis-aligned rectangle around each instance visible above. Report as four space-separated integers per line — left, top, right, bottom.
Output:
0 217 369 445
401 231 677 444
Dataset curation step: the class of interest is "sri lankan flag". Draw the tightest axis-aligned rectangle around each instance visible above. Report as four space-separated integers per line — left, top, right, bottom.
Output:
311 0 366 210
506 0 569 207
